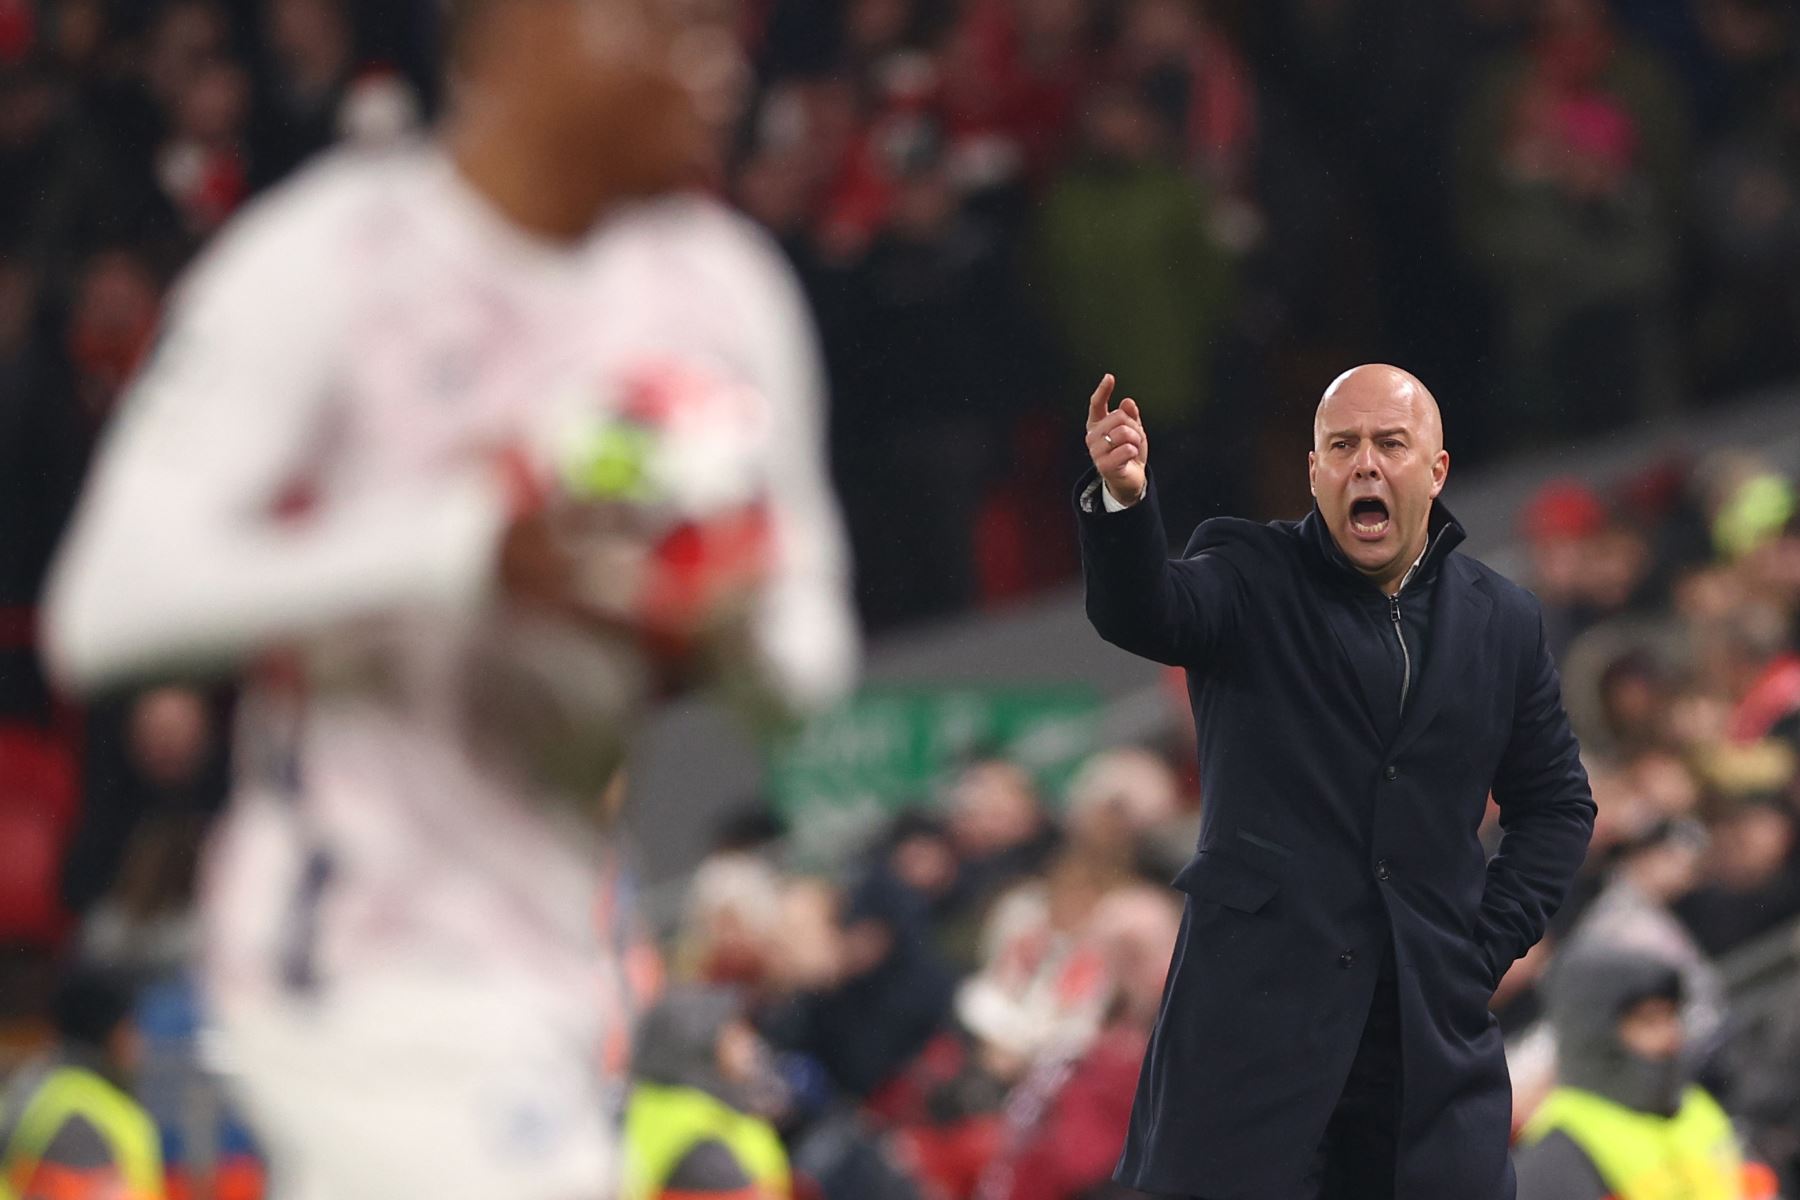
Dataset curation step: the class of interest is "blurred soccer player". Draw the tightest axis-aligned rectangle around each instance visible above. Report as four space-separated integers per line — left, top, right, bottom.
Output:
42 1 856 1197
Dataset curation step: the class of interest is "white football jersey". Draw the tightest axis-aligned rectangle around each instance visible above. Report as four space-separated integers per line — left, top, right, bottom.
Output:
43 144 857 1019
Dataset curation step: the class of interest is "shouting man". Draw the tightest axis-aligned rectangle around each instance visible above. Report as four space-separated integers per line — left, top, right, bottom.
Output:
1077 366 1595 1198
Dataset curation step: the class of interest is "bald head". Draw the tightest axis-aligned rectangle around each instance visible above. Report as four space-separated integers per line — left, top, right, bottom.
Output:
1307 364 1450 594
1314 364 1444 458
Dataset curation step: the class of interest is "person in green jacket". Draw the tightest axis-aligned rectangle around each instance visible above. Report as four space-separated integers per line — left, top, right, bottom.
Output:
0 965 163 1200
624 988 789 1200
1035 74 1236 534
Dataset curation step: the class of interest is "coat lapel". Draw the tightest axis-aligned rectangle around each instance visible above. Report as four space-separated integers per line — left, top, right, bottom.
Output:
1389 555 1492 759
1317 587 1387 737
1298 511 1385 737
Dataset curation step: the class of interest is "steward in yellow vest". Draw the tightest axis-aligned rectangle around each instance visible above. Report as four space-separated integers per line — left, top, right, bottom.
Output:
0 969 163 1200
623 988 790 1200
1515 947 1773 1200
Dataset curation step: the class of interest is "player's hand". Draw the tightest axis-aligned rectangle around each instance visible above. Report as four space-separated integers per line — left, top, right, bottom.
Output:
1084 373 1148 506
497 508 591 619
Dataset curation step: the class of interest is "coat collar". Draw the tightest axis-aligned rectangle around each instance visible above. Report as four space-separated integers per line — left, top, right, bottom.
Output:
1298 500 1467 592
1299 501 1492 756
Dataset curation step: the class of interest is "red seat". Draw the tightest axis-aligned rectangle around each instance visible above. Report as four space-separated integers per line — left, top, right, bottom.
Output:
0 725 77 947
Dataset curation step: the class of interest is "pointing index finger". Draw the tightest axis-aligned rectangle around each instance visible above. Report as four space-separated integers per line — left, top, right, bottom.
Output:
1087 374 1116 425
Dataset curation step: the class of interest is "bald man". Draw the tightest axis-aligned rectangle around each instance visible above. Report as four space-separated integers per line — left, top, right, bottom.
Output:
1075 369 1595 1199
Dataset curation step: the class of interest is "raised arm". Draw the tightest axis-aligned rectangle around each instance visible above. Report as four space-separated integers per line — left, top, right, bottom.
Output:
1074 375 1246 668
42 195 515 693
734 223 859 718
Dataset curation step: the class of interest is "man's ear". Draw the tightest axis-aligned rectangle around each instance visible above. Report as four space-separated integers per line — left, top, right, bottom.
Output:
1307 450 1318 497
1430 450 1449 499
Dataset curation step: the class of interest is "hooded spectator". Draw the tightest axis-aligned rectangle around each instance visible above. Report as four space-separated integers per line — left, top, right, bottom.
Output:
0 963 164 1199
1515 945 1773 1199
626 987 792 1200
1564 817 1727 1048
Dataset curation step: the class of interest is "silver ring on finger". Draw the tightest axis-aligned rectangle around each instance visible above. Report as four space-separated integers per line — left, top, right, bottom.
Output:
1103 433 1114 446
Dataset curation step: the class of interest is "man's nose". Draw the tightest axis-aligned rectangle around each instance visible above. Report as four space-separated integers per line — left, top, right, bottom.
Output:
1353 446 1382 478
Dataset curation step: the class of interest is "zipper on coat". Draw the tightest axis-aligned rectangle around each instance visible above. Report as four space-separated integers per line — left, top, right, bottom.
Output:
1390 594 1411 713
1388 524 1447 715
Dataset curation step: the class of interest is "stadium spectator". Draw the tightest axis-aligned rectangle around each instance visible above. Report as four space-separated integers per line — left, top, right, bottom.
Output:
938 0 1090 187
827 113 1035 627
975 884 1181 1200
954 854 1116 1079
1675 794 1800 957
250 0 355 188
59 686 226 920
63 246 160 429
0 964 163 1200
1514 945 1774 1200
778 869 957 1101
154 55 249 236
1033 72 1235 532
1060 745 1184 880
1520 479 1613 658
676 852 787 988
935 759 1060 968
1564 817 1727 1049
625 987 792 1200
1455 0 1690 442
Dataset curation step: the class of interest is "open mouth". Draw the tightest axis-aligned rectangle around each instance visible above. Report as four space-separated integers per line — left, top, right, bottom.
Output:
1349 496 1390 539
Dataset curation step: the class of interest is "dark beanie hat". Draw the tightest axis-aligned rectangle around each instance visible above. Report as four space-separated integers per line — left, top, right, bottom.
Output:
50 965 135 1050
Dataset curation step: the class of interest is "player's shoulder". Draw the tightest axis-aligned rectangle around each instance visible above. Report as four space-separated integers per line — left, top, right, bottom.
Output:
176 143 431 302
591 193 801 301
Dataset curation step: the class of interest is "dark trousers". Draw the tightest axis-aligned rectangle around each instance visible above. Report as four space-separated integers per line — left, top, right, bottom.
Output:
1184 943 1403 1200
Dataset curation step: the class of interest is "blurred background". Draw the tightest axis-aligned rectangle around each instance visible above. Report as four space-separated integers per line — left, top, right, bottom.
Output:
3 0 1800 1196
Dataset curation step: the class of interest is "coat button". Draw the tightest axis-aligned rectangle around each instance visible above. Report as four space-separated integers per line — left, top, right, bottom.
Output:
1383 765 1399 781
1376 859 1392 881
1339 951 1356 969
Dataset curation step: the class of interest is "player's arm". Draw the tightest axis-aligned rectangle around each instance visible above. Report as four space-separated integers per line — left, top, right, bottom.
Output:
1076 375 1245 668
1476 609 1597 985
733 235 859 719
42 207 515 694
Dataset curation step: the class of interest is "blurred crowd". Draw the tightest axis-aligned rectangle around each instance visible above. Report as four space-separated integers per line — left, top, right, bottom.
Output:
6 440 1800 1197
4 0 1800 647
1490 448 1800 1185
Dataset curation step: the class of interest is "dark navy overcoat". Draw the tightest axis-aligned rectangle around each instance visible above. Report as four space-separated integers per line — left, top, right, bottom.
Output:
1076 470 1595 1200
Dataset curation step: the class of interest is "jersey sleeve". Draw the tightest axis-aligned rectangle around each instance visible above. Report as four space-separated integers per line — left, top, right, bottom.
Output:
43 178 512 693
732 221 860 717
604 202 859 719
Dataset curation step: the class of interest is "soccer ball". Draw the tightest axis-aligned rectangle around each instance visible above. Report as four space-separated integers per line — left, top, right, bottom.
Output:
463 358 778 801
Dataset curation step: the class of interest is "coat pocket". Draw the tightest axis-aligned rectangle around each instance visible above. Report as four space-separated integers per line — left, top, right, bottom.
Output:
1170 849 1280 914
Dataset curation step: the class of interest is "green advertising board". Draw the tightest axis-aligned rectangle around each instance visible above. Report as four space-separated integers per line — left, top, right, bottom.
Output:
764 685 1103 861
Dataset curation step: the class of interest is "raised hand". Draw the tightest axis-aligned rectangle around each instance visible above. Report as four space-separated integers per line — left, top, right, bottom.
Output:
1084 373 1148 506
